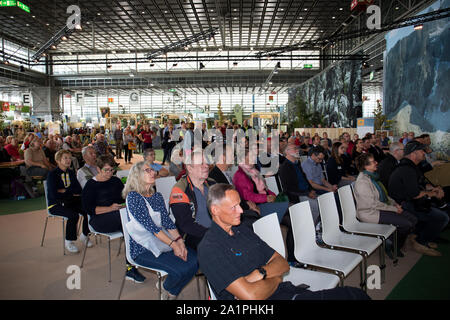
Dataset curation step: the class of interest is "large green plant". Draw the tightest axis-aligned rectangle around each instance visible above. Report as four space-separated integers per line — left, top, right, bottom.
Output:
373 100 396 130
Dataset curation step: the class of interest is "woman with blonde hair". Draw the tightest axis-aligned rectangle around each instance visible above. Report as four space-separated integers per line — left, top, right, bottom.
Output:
123 161 198 299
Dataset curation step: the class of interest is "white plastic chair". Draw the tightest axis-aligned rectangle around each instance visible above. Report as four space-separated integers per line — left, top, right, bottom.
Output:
253 213 340 291
207 280 217 300
338 185 397 282
155 176 177 210
117 208 168 300
116 170 129 179
317 192 383 290
41 180 68 255
80 215 124 282
289 201 364 288
264 176 279 195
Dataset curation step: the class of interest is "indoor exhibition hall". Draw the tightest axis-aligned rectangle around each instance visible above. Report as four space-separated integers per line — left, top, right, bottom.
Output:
0 0 449 302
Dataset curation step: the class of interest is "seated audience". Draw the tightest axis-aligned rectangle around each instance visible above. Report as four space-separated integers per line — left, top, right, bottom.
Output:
24 140 53 178
82 155 145 282
4 136 23 160
353 153 417 257
351 139 365 163
93 133 111 157
233 149 289 223
124 161 198 299
77 146 99 188
388 141 449 256
322 132 332 149
377 142 404 189
301 146 337 195
342 132 354 156
367 134 385 163
43 139 58 167
326 142 356 187
198 183 370 300
279 143 320 224
46 150 90 253
319 138 331 162
208 148 262 223
380 132 390 149
169 150 216 250
143 148 169 178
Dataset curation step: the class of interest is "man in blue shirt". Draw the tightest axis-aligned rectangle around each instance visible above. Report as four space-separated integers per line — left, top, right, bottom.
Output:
198 183 370 300
301 146 337 195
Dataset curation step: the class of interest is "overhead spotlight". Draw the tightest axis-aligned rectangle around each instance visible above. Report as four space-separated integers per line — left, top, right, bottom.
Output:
106 65 112 69
173 63 178 67
362 62 370 68
233 62 238 66
75 24 82 30
199 62 205 70
414 24 423 30
150 63 155 67
276 62 281 68
51 45 57 49
61 36 68 41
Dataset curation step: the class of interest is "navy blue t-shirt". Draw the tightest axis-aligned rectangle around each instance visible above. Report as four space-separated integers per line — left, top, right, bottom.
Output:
197 221 275 300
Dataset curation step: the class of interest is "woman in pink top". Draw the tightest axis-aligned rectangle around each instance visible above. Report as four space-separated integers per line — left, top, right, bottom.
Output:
232 148 289 223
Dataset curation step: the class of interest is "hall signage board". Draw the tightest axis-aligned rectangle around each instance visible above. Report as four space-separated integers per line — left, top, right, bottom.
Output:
303 64 313 69
0 1 31 13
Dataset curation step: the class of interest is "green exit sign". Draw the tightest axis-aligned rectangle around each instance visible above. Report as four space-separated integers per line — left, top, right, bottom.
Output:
303 64 313 69
0 0 30 13
17 1 30 12
1 0 17 6
168 88 176 92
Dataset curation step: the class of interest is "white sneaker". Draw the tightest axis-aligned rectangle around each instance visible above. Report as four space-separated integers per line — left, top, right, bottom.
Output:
79 233 93 248
65 240 79 253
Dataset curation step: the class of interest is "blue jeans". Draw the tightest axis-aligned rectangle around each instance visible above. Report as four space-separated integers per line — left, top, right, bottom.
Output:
402 202 449 245
258 201 289 223
134 247 198 296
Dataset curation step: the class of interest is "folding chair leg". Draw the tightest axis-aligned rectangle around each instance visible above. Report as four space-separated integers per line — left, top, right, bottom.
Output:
117 270 127 300
40 216 49 247
196 275 201 299
80 234 90 268
62 219 66 256
108 238 112 282
360 254 368 292
117 238 123 257
393 230 398 266
157 273 163 300
379 238 386 284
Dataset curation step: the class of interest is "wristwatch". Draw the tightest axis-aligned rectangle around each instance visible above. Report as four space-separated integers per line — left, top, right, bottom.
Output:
257 266 267 280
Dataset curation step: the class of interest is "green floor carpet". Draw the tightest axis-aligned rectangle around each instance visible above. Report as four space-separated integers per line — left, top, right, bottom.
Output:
386 228 450 300
0 196 46 216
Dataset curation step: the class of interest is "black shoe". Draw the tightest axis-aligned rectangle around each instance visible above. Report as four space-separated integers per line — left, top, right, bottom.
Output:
126 266 146 283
